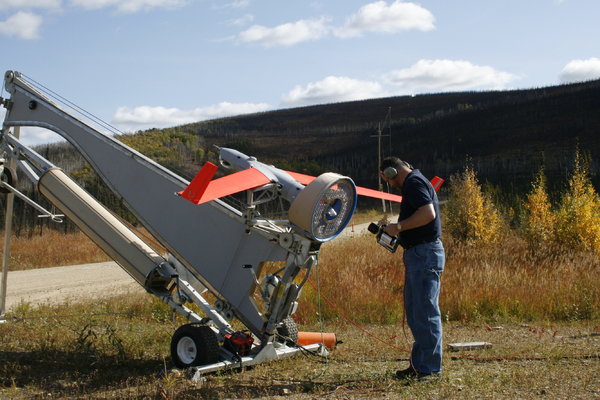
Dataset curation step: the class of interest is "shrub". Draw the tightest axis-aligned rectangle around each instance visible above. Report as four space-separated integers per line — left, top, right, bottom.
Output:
445 166 503 243
523 168 556 246
554 151 600 252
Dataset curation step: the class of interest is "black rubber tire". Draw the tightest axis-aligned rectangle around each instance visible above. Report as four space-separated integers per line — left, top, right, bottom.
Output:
170 324 219 368
0 167 17 194
277 317 298 345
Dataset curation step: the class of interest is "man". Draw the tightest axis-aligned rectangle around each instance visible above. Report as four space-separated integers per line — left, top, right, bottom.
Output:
380 156 445 381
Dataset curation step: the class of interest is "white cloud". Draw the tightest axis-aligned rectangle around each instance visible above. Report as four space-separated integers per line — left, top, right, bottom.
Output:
68 0 187 13
335 0 435 38
0 121 64 147
238 17 330 47
0 109 64 146
224 0 250 8
229 13 253 26
0 11 43 39
384 59 518 92
111 102 271 131
282 76 387 107
559 57 600 83
235 2 434 47
212 0 250 10
20 126 65 145
0 0 60 11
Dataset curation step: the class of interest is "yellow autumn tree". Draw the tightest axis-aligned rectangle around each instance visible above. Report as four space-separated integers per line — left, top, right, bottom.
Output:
523 168 556 245
554 151 600 252
445 166 503 243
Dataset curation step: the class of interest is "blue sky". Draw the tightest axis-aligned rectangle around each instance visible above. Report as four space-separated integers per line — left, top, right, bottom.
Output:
1 0 600 145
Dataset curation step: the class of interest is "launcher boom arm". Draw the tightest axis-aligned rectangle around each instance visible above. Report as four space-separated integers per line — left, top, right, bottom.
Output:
0 71 330 373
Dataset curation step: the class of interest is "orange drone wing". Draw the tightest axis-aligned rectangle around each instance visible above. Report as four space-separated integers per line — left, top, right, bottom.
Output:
180 162 444 205
356 186 403 202
287 170 404 202
284 171 314 185
179 162 271 205
287 171 444 201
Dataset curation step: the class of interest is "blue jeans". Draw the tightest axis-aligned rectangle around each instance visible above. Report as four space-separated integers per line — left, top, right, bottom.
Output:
403 239 445 375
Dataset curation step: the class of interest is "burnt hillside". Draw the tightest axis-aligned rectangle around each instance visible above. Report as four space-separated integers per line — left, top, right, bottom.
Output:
180 79 600 193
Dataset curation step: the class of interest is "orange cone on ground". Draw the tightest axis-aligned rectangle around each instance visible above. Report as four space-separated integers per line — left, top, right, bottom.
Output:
297 331 337 349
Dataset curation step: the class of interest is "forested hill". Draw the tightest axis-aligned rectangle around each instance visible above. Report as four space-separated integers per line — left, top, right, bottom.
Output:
176 78 600 194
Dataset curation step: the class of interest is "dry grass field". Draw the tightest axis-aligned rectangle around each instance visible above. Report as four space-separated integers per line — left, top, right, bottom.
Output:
0 296 598 399
3 230 110 271
0 217 598 399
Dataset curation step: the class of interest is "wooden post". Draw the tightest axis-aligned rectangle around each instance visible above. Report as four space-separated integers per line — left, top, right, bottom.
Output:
0 126 19 321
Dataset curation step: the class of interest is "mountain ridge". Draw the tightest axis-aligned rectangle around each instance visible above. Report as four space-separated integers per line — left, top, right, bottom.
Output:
176 79 599 193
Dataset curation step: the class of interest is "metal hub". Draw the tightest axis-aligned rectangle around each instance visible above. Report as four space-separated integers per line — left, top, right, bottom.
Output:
176 337 198 365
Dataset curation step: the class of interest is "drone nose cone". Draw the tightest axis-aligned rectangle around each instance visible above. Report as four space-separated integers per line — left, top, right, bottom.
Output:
326 198 342 220
288 173 357 242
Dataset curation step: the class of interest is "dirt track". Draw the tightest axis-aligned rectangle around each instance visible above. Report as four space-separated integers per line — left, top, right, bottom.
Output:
3 261 143 311
1 222 374 312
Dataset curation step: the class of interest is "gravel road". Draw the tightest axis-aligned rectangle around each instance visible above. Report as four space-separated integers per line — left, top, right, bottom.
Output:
2 261 143 312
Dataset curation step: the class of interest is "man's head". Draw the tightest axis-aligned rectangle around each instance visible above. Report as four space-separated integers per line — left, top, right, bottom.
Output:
380 156 412 189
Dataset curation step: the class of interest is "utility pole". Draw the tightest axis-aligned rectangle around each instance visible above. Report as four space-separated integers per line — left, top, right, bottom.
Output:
371 120 390 214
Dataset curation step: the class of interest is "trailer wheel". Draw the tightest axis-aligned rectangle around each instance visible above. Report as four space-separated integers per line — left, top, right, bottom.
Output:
171 324 219 368
277 317 298 346
0 167 17 194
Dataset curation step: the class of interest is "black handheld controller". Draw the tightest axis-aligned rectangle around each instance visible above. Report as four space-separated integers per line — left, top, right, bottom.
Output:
368 222 400 253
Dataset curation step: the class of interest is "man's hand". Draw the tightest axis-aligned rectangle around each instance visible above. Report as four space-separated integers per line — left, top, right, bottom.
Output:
384 223 400 237
385 203 436 236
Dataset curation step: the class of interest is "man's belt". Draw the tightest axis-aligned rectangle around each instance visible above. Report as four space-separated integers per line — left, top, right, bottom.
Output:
402 237 440 250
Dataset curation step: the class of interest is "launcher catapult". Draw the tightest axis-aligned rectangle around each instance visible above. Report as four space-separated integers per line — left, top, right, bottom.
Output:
0 71 441 376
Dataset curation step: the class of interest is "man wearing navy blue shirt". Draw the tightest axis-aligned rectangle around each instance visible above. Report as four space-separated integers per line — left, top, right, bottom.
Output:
380 156 445 381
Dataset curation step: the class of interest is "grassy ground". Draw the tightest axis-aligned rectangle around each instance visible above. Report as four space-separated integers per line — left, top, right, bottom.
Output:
0 213 598 399
0 294 598 399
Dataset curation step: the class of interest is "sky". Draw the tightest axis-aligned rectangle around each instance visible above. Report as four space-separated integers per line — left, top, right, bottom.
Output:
1 0 600 145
